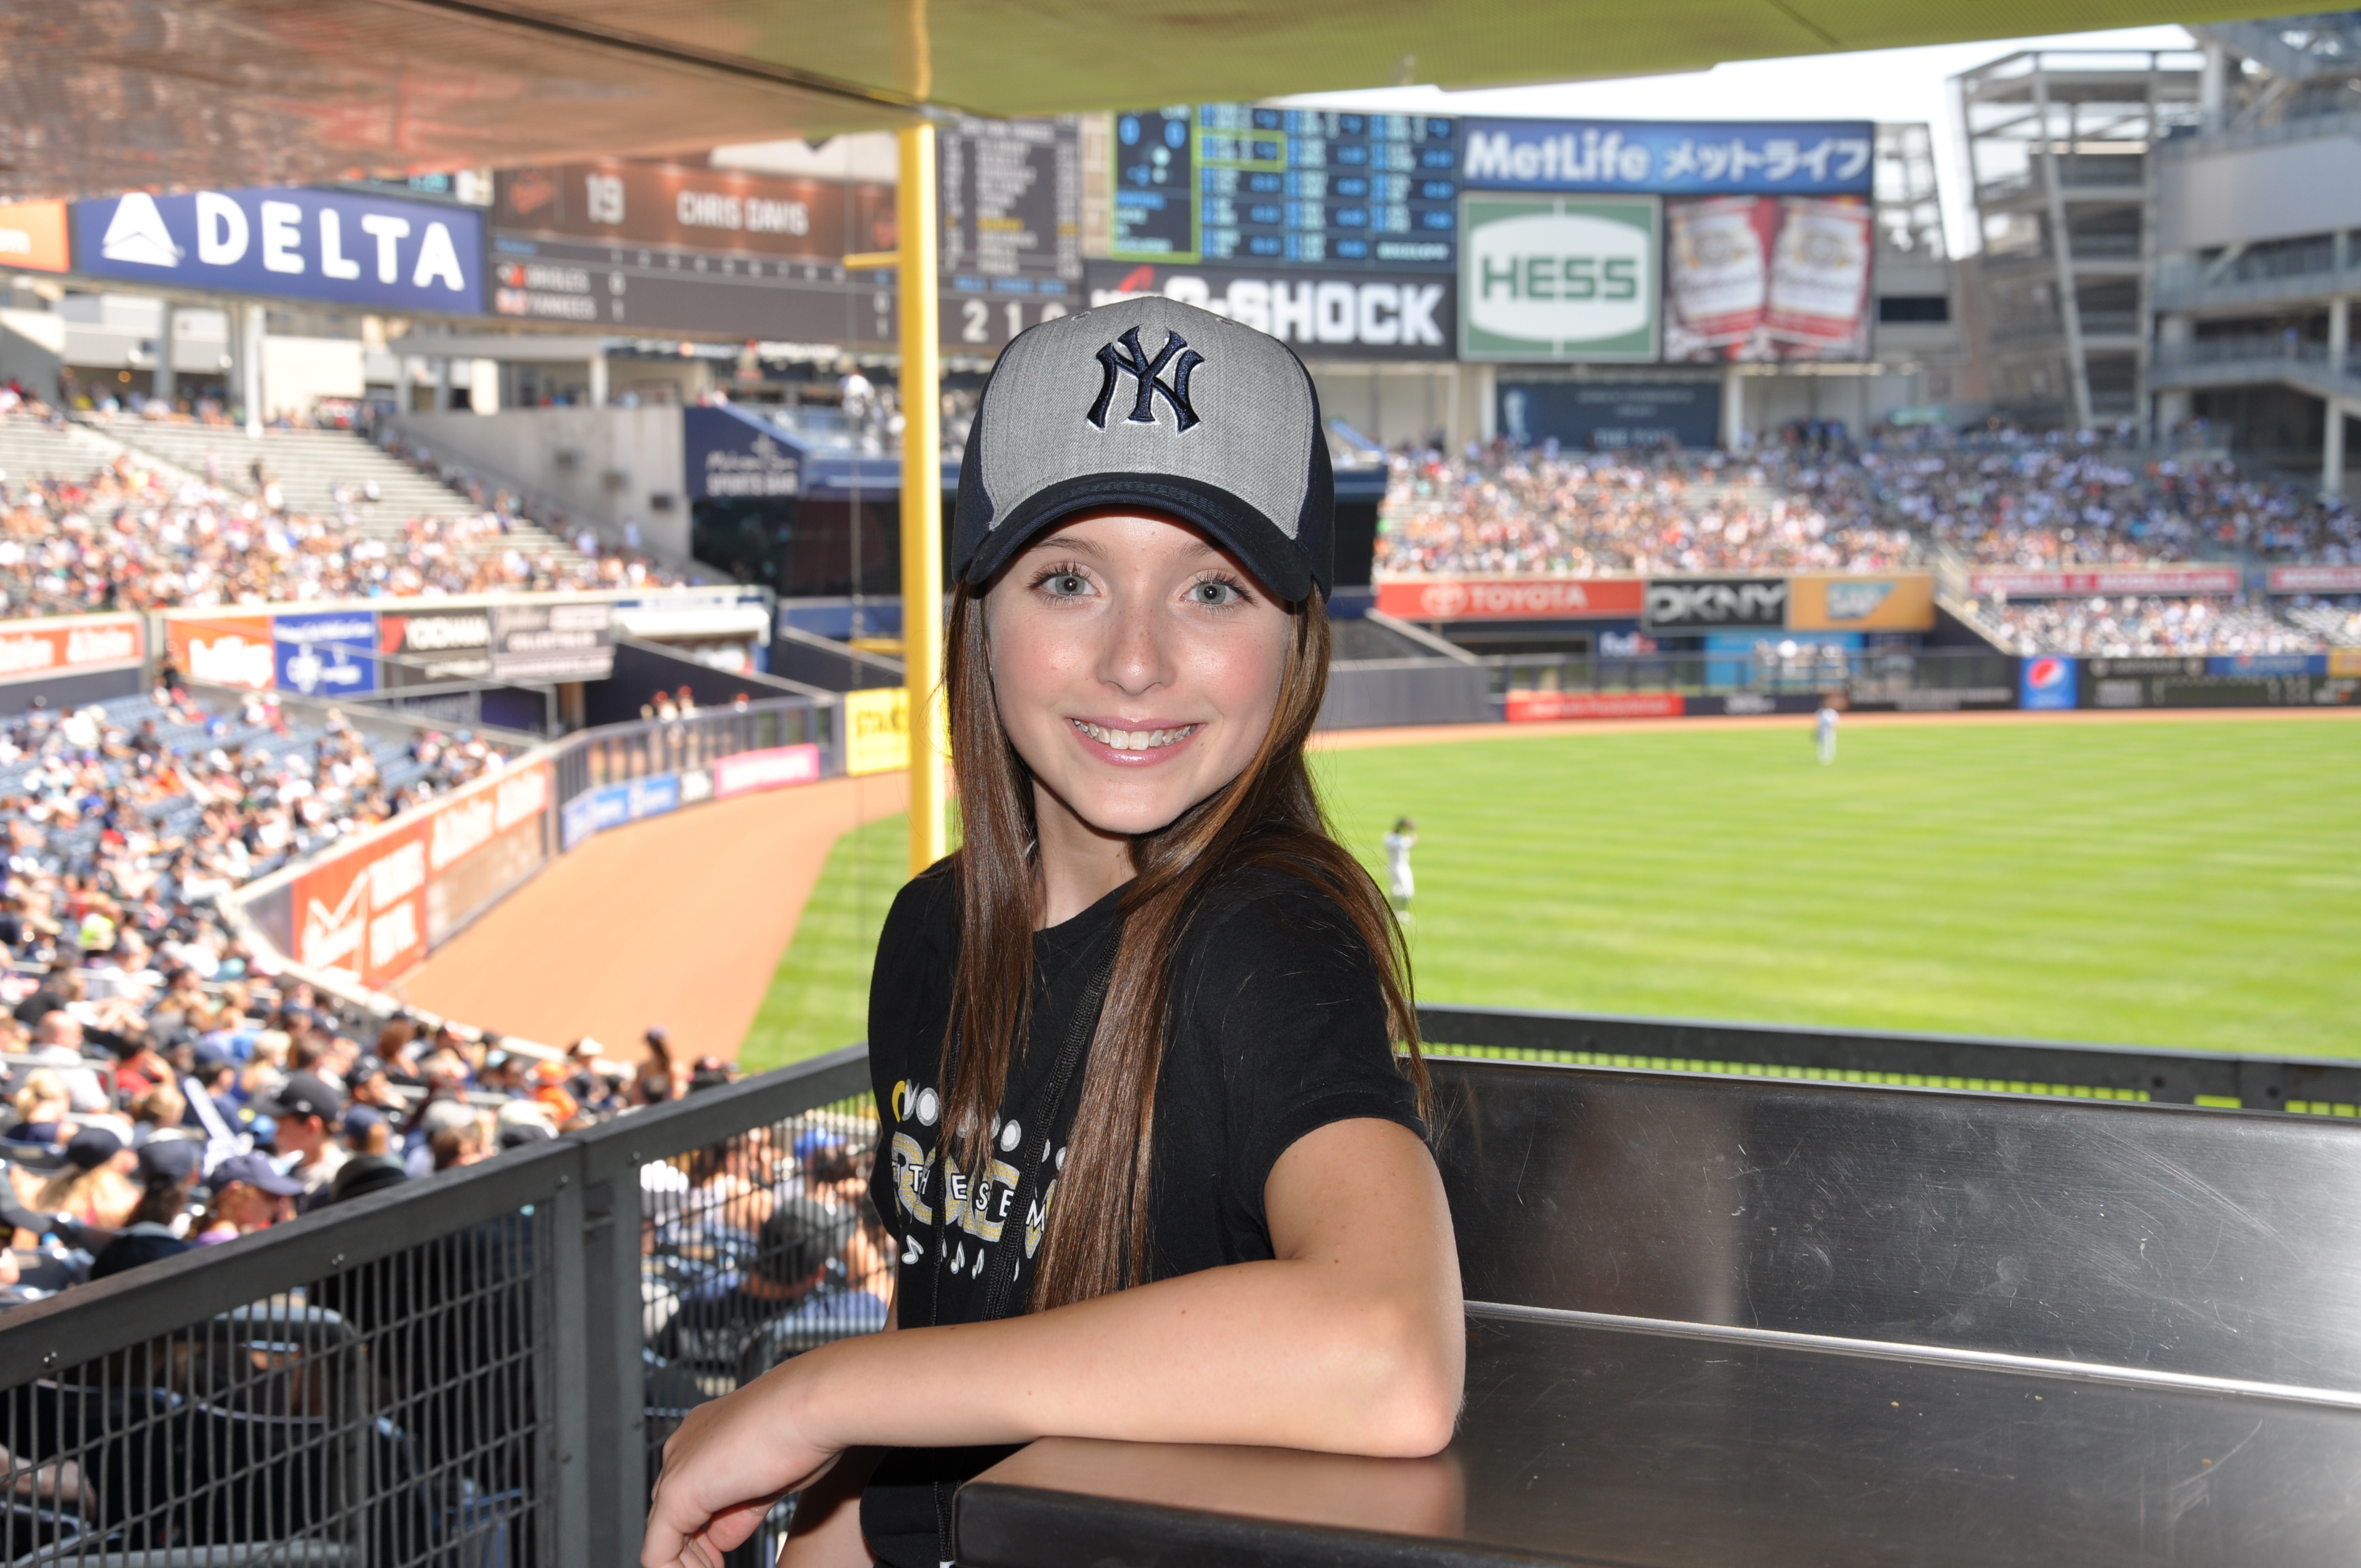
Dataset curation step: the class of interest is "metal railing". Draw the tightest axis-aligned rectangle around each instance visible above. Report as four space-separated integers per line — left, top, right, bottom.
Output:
5 1006 2353 1567
0 1047 875 1568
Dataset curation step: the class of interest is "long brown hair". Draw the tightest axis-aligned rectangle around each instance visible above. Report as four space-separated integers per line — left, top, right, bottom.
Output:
941 571 1426 1313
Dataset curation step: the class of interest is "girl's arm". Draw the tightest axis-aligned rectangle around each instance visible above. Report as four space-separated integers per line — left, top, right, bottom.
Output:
643 1117 1463 1568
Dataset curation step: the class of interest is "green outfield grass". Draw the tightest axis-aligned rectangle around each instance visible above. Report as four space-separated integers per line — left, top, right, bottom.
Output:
741 717 2361 1070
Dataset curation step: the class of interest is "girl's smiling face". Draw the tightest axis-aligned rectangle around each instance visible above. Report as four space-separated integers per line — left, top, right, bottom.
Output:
985 508 1293 842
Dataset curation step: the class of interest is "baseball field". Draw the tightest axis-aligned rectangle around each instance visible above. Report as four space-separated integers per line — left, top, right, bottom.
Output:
738 714 2361 1070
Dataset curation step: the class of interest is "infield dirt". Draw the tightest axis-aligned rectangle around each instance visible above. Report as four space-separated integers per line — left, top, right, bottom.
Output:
396 770 908 1061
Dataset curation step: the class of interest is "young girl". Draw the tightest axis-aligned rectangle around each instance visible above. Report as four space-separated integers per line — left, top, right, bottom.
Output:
644 298 1464 1568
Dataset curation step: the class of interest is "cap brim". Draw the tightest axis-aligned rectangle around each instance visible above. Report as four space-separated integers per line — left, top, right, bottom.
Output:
960 472 1314 604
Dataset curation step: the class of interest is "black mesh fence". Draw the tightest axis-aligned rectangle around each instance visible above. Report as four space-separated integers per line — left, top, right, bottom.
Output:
633 1088 885 1566
0 1048 878 1568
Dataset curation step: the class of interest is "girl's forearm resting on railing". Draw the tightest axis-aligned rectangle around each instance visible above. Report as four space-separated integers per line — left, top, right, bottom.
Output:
642 1117 1464 1568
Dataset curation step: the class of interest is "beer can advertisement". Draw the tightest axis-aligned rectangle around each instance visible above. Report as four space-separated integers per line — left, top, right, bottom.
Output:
1459 195 1660 361
1664 194 1869 362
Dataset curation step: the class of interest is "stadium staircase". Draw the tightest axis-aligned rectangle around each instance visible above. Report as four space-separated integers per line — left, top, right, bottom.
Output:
88 421 589 568
0 411 200 487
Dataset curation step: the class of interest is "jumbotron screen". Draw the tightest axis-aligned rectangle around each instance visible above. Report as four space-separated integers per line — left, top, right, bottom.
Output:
1109 105 1459 271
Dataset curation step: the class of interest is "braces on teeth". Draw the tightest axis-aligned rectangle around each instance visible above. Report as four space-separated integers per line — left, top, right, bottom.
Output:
1073 720 1196 752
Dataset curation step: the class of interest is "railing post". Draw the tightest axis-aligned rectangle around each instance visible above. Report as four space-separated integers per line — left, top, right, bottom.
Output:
580 1144 652 1560
547 1152 595 1566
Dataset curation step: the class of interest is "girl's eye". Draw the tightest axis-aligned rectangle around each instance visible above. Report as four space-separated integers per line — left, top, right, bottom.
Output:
1043 571 1091 597
1189 580 1241 606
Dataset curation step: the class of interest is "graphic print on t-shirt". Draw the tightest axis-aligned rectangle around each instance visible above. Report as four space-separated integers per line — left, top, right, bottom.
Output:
889 1077 1068 1295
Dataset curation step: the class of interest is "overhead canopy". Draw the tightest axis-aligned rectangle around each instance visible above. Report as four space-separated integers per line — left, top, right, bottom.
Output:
0 0 2295 202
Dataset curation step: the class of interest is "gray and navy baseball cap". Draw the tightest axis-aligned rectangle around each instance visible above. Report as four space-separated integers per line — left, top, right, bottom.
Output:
952 295 1334 601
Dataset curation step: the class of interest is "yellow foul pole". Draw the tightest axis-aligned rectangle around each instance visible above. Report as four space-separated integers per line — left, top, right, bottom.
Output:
897 123 947 875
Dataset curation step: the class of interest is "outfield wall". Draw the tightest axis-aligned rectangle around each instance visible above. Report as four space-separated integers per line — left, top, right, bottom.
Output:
223 693 841 1046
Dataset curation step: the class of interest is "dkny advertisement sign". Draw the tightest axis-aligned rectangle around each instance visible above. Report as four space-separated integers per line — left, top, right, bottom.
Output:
1084 261 1455 360
1642 576 1788 629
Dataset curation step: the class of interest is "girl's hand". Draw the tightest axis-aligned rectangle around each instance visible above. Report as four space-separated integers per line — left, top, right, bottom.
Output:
641 1360 843 1568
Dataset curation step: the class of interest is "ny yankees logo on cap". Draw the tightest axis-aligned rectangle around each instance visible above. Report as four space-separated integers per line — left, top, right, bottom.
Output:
953 295 1335 601
1087 326 1204 432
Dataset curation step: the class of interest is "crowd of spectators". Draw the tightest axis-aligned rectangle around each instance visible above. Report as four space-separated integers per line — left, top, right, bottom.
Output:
1377 427 2361 581
1374 444 1918 578
1836 428 2361 569
1975 595 2319 658
0 387 680 616
1374 426 2361 656
0 679 886 1332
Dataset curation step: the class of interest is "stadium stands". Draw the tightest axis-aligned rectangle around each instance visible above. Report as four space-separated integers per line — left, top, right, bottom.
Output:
1375 449 1918 578
0 401 678 613
1376 428 2361 657
1978 595 2315 657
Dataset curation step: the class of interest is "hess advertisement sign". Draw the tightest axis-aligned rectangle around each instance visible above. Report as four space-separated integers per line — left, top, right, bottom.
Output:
71 188 483 313
1459 195 1659 361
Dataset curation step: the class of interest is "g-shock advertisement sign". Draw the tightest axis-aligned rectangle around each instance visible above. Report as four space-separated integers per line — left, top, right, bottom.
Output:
1085 262 1454 360
72 188 483 314
1459 195 1659 361
1642 577 1788 629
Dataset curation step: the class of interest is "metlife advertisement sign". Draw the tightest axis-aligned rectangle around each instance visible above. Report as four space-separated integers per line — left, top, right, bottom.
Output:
1459 120 1875 197
1083 260 1453 360
70 187 485 314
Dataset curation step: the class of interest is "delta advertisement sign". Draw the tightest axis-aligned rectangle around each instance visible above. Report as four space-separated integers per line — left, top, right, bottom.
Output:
69 187 483 314
0 612 144 686
288 761 550 988
1374 573 1932 630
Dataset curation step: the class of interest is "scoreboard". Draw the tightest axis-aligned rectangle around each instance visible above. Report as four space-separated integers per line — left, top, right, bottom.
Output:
939 116 1082 351
1111 106 1458 271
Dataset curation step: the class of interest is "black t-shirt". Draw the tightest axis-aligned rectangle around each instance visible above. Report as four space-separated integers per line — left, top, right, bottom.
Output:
859 859 1422 1567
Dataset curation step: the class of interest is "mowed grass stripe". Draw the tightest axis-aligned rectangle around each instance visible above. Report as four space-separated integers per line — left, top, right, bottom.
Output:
739 813 907 1072
743 717 2358 1067
1318 718 2358 1055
